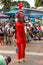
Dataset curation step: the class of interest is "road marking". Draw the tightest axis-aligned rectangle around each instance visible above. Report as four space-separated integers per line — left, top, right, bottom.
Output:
0 50 43 56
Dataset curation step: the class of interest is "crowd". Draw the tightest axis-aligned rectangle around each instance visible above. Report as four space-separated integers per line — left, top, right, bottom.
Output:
25 20 43 42
0 20 15 46
0 20 43 45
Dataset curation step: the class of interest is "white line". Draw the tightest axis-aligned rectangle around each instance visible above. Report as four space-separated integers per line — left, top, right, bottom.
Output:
0 50 15 54
0 50 43 56
26 52 43 56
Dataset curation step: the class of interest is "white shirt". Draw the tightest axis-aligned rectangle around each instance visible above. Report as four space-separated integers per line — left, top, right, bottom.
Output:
29 22 33 27
15 18 18 22
5 24 9 29
7 27 14 33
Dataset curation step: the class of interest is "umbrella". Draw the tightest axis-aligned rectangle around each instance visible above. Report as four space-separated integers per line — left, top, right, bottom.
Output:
0 13 10 18
5 10 18 14
4 9 27 14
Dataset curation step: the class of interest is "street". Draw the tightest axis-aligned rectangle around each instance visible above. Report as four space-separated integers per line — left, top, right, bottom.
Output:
0 40 43 65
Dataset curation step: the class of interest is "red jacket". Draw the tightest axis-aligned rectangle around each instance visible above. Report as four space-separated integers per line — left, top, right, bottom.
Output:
38 26 41 31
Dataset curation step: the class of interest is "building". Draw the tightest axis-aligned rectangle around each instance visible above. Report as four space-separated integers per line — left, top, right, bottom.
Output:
5 6 43 24
27 8 43 24
12 7 43 24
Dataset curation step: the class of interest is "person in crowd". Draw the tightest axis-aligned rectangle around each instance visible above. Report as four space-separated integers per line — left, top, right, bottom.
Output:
0 55 11 65
28 24 33 39
7 23 13 45
13 23 16 46
4 21 9 45
26 28 30 43
29 20 34 39
13 23 16 35
29 20 33 27
41 24 43 36
0 23 4 45
15 2 26 63
26 24 31 42
37 25 41 40
37 25 42 31
5 21 9 29
32 24 38 40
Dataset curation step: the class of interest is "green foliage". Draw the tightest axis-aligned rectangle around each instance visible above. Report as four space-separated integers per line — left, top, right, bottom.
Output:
0 0 11 12
35 0 43 7
0 0 30 12
11 1 18 6
11 1 30 8
18 1 30 8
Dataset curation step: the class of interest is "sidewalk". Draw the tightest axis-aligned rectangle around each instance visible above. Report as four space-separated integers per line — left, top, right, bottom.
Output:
0 40 43 52
2 54 43 65
0 40 43 65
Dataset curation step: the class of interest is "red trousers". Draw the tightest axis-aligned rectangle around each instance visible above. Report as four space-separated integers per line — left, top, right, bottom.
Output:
16 22 26 59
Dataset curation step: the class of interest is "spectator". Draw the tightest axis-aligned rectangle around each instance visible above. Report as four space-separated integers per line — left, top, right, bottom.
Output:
0 23 4 45
4 21 9 45
5 21 9 29
13 23 16 35
37 25 41 40
37 25 41 31
41 24 43 36
0 55 11 65
29 20 33 27
7 23 13 45
26 28 29 43
33 25 38 40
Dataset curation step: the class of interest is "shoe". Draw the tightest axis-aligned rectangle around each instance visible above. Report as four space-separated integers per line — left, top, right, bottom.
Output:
23 58 25 62
17 59 21 63
17 59 23 63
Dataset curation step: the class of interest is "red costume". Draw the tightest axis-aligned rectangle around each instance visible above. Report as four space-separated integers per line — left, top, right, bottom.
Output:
15 2 26 61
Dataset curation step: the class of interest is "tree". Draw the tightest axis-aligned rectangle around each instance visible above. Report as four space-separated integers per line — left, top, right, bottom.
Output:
11 1 18 6
18 1 30 8
11 1 30 8
0 0 11 12
0 0 30 12
35 0 43 7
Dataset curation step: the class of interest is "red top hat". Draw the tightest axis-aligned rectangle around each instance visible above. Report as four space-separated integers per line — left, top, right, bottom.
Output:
18 2 24 9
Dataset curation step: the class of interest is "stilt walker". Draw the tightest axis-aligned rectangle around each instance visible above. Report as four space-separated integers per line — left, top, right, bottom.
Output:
15 2 26 63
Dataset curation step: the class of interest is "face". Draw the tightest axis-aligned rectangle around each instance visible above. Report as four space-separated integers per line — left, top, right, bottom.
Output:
19 6 24 11
22 6 24 9
5 57 9 65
